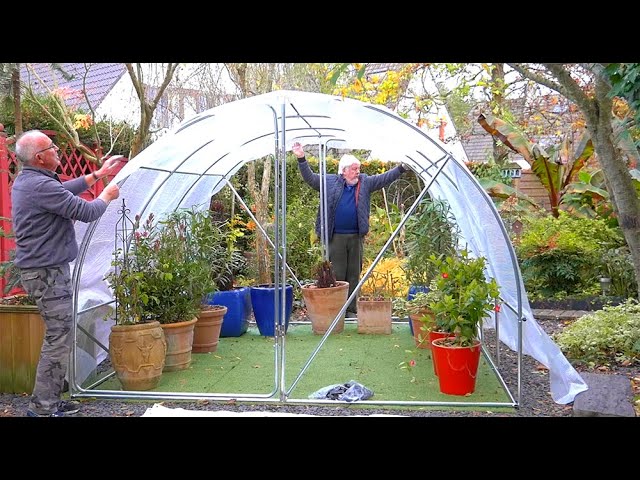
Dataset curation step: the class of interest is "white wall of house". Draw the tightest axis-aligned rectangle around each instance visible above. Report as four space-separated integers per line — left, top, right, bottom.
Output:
97 63 239 140
96 74 140 125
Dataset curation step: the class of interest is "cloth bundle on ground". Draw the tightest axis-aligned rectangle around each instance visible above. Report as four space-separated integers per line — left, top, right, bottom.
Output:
309 380 374 402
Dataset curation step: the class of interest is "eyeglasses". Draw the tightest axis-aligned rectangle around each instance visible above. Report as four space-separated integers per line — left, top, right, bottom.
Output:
34 143 57 156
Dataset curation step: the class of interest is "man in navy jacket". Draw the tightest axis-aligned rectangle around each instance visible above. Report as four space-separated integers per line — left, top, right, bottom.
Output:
293 142 408 316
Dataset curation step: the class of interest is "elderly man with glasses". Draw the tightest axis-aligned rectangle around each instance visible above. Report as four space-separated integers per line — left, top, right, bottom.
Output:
292 142 409 318
12 130 121 417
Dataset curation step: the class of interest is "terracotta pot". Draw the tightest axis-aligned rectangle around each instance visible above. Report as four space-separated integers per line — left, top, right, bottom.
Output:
192 305 227 353
357 298 392 334
109 321 166 391
301 281 349 335
409 312 434 349
160 317 197 372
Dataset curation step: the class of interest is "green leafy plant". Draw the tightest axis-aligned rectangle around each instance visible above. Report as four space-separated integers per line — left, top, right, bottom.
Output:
403 197 459 287
516 213 625 299
601 246 638 298
426 251 500 347
554 299 640 367
105 207 218 326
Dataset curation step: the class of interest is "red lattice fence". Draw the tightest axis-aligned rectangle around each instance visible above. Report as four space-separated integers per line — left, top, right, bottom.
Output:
0 126 127 295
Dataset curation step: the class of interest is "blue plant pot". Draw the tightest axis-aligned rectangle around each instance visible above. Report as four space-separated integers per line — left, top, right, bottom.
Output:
205 287 251 337
250 284 293 337
407 285 430 335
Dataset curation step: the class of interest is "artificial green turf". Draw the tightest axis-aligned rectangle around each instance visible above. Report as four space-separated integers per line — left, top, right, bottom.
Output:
97 322 513 411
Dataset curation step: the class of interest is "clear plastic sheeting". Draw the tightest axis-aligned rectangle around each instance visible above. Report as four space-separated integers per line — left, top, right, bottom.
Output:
309 381 374 402
72 89 587 404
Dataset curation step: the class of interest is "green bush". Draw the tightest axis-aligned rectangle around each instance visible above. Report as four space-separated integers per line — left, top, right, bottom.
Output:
516 212 625 298
601 246 638 298
554 299 640 367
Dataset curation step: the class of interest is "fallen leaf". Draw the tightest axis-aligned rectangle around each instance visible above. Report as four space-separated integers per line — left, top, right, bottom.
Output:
253 364 262 368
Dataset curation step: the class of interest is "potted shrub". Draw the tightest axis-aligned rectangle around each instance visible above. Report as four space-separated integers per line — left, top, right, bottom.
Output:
404 197 459 289
427 250 500 395
203 216 251 339
184 207 234 353
402 197 459 334
107 208 216 373
395 285 440 350
104 219 167 391
301 260 349 335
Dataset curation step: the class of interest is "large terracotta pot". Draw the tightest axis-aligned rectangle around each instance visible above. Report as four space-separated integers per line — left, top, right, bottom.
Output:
109 321 166 391
301 281 349 335
407 285 429 335
160 317 197 372
192 305 227 353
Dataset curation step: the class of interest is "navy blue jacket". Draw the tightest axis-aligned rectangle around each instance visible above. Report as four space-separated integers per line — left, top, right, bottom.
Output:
297 157 406 242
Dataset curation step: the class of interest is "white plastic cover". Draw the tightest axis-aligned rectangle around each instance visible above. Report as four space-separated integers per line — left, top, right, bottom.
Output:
72 90 587 404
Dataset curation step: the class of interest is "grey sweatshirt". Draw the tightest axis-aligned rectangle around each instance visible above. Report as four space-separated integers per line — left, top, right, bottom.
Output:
11 166 107 268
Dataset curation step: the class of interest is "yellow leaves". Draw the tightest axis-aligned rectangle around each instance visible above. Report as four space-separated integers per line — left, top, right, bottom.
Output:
73 113 93 131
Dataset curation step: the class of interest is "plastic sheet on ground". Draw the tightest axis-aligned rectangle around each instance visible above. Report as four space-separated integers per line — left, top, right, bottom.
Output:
309 380 374 402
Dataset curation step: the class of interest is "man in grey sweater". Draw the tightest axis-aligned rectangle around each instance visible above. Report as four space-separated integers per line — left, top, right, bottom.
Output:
292 142 408 316
12 130 120 417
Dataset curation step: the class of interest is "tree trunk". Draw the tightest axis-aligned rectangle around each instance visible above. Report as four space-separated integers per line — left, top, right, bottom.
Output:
247 159 272 284
126 63 178 159
489 63 509 164
11 67 22 135
509 63 640 299
590 85 640 299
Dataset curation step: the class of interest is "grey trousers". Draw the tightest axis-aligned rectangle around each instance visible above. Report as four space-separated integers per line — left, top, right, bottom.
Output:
19 264 72 415
329 233 363 313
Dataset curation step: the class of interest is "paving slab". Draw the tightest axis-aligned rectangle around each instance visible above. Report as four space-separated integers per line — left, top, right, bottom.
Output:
573 372 636 417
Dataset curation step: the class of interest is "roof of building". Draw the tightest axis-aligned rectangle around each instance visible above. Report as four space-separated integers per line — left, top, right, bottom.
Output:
20 63 127 111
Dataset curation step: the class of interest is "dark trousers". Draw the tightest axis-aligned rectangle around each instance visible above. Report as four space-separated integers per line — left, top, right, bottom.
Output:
329 233 363 313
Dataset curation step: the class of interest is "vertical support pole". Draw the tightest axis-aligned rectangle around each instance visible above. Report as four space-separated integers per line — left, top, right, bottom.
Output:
0 125 12 296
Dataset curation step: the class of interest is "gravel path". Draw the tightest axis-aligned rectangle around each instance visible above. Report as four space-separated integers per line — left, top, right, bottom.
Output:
1 318 636 417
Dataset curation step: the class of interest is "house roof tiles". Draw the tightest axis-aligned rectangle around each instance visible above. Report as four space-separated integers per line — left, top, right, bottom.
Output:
20 63 127 112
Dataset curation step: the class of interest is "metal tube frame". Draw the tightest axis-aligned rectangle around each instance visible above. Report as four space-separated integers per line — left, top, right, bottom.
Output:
68 95 524 411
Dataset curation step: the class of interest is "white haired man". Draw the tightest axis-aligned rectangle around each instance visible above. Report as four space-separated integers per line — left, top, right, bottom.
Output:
293 143 408 316
12 130 121 417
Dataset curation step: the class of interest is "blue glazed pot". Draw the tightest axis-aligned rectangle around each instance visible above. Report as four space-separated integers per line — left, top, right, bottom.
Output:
407 285 430 335
250 284 293 336
205 287 251 337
